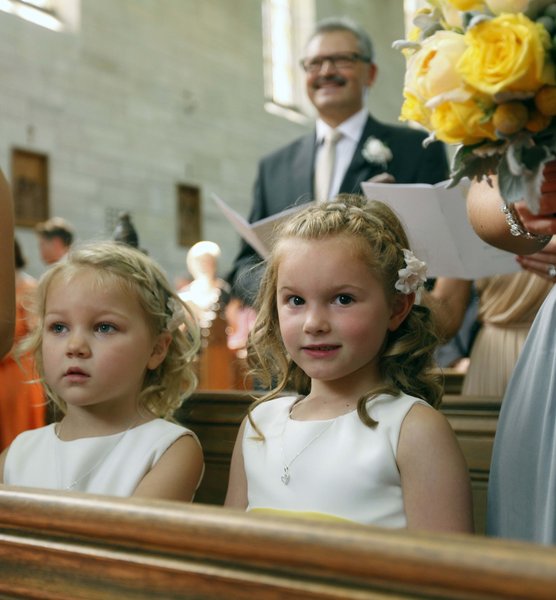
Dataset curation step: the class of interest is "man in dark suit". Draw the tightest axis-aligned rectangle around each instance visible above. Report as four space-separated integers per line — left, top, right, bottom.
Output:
228 16 448 304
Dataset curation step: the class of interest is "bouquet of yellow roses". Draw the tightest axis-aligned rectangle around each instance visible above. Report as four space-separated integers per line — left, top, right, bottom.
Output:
396 0 556 212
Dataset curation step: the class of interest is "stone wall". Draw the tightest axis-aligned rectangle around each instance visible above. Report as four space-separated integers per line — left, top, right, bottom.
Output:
1 0 406 282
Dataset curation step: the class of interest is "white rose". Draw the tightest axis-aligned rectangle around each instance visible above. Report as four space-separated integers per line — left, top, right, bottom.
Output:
404 30 469 106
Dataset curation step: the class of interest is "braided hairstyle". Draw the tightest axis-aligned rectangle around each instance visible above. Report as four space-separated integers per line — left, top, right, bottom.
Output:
21 241 200 418
247 194 442 431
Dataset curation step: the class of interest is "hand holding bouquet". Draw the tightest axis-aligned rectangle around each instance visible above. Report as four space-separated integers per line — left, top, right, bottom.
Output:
396 0 556 212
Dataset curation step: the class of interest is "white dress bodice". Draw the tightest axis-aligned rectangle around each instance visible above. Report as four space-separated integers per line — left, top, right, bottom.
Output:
4 419 201 496
243 393 428 526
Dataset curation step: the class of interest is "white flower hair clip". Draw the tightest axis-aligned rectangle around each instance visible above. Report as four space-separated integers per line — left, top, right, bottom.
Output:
395 249 427 296
166 297 186 331
362 137 393 167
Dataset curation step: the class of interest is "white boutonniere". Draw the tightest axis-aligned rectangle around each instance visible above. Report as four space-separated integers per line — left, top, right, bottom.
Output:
362 137 393 167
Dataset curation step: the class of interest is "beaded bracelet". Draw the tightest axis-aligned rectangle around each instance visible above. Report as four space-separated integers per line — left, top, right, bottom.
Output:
500 200 551 244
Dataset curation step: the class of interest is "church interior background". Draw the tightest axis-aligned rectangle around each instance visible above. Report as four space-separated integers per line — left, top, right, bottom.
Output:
2 0 408 283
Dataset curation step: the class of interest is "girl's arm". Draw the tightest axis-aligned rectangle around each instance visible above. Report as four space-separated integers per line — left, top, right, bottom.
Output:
0 170 15 359
224 418 248 509
133 435 204 502
397 404 474 534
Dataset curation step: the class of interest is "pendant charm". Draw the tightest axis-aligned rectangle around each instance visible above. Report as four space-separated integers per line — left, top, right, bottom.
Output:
281 466 290 485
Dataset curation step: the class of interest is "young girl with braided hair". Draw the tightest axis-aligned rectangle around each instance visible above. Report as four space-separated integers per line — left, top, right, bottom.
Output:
225 195 473 532
0 241 204 501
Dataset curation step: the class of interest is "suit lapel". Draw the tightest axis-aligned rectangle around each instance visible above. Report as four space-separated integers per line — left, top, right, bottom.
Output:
339 115 385 195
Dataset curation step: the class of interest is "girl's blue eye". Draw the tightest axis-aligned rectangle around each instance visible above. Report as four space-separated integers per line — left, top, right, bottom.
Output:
95 323 116 334
49 323 67 334
335 294 354 305
288 296 305 306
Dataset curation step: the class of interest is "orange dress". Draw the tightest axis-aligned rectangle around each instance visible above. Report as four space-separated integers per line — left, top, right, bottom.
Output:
0 273 45 450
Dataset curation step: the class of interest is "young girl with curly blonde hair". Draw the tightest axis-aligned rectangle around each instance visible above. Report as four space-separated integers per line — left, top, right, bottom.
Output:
0 241 203 501
225 195 473 532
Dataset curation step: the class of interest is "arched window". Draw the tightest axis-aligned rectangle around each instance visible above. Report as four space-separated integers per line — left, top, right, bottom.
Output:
262 0 315 124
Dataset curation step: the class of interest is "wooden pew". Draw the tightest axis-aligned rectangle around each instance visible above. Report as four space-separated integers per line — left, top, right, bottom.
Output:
177 390 254 505
433 367 465 395
1 486 555 599
177 390 501 529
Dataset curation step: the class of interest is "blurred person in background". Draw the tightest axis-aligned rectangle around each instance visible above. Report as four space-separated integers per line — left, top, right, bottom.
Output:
0 238 45 450
35 216 74 266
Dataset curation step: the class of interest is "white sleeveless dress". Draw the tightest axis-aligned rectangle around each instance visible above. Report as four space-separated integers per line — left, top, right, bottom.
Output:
4 419 201 496
243 393 428 526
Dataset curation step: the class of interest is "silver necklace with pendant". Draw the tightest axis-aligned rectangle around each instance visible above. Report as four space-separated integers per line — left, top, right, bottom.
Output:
54 419 136 491
280 415 334 485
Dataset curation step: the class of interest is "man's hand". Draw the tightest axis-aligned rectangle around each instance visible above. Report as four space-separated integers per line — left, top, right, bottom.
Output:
366 172 396 184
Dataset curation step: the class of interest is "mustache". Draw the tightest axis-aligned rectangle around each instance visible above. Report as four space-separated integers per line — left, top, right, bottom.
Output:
313 74 347 88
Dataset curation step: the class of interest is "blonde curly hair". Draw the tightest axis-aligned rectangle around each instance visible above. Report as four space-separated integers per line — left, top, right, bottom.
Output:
21 241 200 418
247 195 442 432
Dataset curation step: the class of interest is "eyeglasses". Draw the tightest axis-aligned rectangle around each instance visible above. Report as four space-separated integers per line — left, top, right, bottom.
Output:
300 52 371 73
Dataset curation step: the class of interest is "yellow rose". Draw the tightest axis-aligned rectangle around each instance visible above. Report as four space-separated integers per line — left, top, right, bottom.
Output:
485 0 530 14
427 0 488 28
458 13 555 97
404 30 468 104
400 92 432 129
445 0 486 8
430 98 497 144
426 0 484 29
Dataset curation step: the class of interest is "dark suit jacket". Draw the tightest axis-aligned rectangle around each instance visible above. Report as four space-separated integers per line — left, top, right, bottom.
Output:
228 114 449 304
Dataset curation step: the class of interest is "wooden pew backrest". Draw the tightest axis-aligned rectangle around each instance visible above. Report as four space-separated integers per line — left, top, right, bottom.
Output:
176 390 255 505
0 487 555 599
